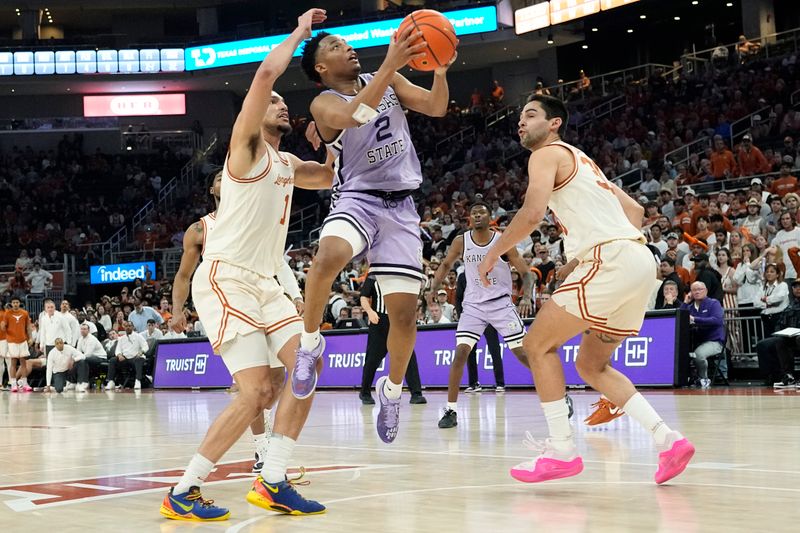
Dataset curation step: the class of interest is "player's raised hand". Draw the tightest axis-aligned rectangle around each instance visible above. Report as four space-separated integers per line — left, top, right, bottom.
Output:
518 297 532 318
170 313 186 334
297 8 327 39
305 120 322 151
384 24 427 72
478 253 497 288
434 48 458 75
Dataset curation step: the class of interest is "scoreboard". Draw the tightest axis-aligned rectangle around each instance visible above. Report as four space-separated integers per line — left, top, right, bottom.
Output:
0 48 185 76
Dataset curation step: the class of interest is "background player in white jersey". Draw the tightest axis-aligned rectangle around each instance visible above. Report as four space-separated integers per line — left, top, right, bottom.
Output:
430 200 533 429
296 23 455 444
479 95 694 485
170 170 304 473
161 9 333 522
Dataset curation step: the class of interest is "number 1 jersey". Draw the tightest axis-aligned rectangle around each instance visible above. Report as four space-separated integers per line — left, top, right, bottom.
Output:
546 140 644 262
322 73 422 194
203 142 294 278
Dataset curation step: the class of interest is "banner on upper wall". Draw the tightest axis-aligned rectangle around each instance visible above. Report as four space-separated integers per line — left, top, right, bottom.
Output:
89 261 157 285
185 5 498 71
153 313 679 388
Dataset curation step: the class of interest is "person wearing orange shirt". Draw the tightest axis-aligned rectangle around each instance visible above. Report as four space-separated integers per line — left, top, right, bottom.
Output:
710 137 737 179
771 158 798 196
3 297 32 392
672 198 693 235
737 134 770 177
690 194 711 234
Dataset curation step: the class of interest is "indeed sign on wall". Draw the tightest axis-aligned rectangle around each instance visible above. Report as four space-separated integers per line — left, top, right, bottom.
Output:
90 261 156 285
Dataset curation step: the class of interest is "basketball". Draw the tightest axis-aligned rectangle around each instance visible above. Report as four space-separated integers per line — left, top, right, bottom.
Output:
397 9 458 71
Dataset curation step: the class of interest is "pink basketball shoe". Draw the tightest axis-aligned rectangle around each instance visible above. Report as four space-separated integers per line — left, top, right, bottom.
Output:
510 432 584 483
655 431 695 485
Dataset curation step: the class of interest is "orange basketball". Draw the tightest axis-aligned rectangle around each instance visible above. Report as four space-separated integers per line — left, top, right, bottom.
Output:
396 9 458 72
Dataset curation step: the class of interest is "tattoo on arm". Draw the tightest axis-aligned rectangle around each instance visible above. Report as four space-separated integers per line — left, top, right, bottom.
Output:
193 222 204 233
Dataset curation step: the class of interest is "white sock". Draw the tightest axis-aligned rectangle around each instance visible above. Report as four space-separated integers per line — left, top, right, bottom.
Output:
252 432 265 443
300 330 320 351
9 378 16 387
541 399 575 452
623 393 672 446
383 378 403 400
447 402 458 412
174 454 214 495
262 434 296 484
19 377 28 387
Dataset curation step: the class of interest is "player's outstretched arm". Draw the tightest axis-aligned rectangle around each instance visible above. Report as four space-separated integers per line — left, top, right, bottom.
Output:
505 247 534 317
288 151 334 190
310 25 427 133
609 182 645 230
170 223 203 332
391 51 457 117
479 148 561 286
229 8 327 176
430 234 464 292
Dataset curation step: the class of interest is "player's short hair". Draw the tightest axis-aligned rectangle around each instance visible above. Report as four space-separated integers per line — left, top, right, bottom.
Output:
301 31 331 83
206 168 222 191
469 199 491 213
526 94 569 137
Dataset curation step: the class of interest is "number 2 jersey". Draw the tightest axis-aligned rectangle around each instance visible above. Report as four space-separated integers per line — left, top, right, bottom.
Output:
203 142 294 278
546 140 644 261
322 73 422 195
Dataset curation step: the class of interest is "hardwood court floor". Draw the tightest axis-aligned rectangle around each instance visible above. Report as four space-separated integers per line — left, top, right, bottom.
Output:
1 388 799 532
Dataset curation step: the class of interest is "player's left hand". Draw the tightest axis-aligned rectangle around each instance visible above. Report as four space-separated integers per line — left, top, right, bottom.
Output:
518 297 532 318
305 121 322 151
297 8 327 39
293 298 305 316
478 253 497 287
556 258 579 281
434 49 458 75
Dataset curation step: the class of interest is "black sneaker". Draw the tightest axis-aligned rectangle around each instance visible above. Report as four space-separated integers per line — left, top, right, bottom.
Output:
565 394 574 419
438 408 457 428
773 376 796 389
409 394 427 404
252 451 263 473
359 392 376 405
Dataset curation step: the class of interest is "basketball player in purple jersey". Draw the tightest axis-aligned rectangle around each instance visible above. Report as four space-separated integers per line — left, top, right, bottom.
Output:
296 26 455 443
430 200 533 428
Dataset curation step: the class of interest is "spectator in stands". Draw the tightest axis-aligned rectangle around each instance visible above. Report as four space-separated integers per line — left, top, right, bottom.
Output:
740 198 767 239
639 172 660 195
694 216 713 242
127 297 163 333
734 244 763 309
756 279 800 388
25 262 52 296
737 134 770 176
659 280 682 309
43 337 88 393
692 253 723 302
710 136 737 179
142 318 163 345
649 224 667 256
112 310 126 332
96 305 112 333
435 289 456 321
8 271 29 299
59 300 80 347
491 80 505 104
545 224 564 259
672 199 692 234
157 298 172 323
426 302 451 325
656 257 685 308
107 321 148 390
682 281 725 389
715 248 738 310
534 81 550 96
773 212 800 282
77 323 107 386
15 250 32 272
772 157 798 196
758 263 790 337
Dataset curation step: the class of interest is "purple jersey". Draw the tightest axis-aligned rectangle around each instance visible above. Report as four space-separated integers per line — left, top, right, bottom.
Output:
323 73 422 194
463 230 513 307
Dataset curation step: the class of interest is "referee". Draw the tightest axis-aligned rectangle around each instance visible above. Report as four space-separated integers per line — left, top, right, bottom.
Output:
455 272 505 391
359 275 427 405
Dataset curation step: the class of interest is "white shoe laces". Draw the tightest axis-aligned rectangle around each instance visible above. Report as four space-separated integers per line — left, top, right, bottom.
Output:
522 431 547 455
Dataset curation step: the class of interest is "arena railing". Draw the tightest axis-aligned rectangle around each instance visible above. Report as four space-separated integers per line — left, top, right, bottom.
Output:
681 28 800 74
723 307 764 370
120 129 201 153
663 136 713 169
574 95 627 136
521 63 673 105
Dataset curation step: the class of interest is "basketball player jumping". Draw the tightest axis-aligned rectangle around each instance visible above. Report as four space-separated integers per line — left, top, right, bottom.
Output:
430 200 533 429
160 8 334 521
478 95 695 485
297 25 455 443
170 170 305 474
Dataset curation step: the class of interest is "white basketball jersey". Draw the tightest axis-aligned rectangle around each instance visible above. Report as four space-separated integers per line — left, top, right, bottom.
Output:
203 143 295 278
546 140 644 261
199 212 216 256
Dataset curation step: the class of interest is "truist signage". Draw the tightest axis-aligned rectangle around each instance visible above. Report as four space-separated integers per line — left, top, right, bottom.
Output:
153 314 680 389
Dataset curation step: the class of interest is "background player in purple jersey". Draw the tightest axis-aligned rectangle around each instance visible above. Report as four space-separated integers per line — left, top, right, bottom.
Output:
296 26 456 443
430 200 533 428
